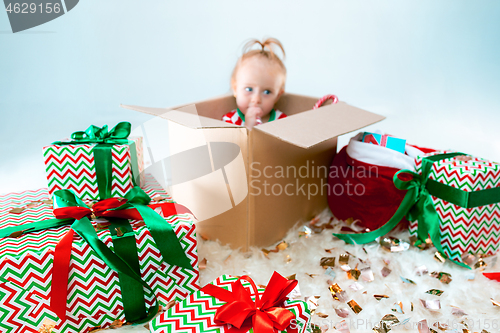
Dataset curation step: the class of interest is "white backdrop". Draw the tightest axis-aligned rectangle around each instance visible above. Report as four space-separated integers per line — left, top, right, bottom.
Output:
1 0 500 194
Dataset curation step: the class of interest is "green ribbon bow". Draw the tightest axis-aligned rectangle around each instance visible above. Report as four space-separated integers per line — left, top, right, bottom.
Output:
333 152 500 268
53 122 138 200
0 186 193 323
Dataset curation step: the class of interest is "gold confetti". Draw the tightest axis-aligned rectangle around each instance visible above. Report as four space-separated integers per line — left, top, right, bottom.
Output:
165 300 177 310
426 289 444 296
380 237 409 252
316 312 329 318
475 258 487 269
325 248 335 253
347 266 361 280
374 295 390 301
400 276 416 284
434 252 446 263
437 272 452 284
330 283 342 294
115 227 125 237
88 326 102 332
491 298 500 307
375 314 400 333
411 302 414 311
26 201 42 208
38 318 56 333
277 241 288 251
109 319 124 329
381 267 392 277
286 274 296 280
41 199 53 205
320 257 336 268
262 249 271 256
9 207 25 214
339 253 350 265
311 324 328 333
433 322 449 331
306 273 318 278
285 255 292 263
347 300 362 314
199 258 207 270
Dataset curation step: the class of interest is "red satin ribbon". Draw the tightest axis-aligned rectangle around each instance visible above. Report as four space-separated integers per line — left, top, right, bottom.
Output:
201 272 299 333
53 198 194 221
49 198 193 321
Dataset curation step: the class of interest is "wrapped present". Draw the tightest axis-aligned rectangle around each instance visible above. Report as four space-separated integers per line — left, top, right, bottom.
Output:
150 272 311 333
361 132 406 154
408 151 500 264
0 178 199 333
333 151 500 268
43 122 145 201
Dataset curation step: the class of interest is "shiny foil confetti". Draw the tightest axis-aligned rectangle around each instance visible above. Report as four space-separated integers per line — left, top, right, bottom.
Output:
381 267 392 277
315 312 329 318
311 324 328 333
347 300 362 314
400 276 416 284
341 264 352 272
109 319 124 329
298 225 312 238
26 201 42 208
462 254 476 266
374 294 389 301
330 283 342 293
339 253 350 265
320 257 336 268
434 252 446 263
491 298 500 307
335 308 350 318
418 319 430 333
451 306 467 316
415 265 428 276
391 302 403 313
336 320 350 333
349 282 364 291
360 267 374 282
325 248 335 253
335 291 348 302
325 267 336 278
426 289 444 296
285 255 292 263
199 258 207 270
373 314 400 333
380 237 409 252
348 267 361 280
438 272 452 284
277 241 288 251
286 274 296 280
9 207 25 214
433 322 449 331
420 299 441 310
475 258 487 269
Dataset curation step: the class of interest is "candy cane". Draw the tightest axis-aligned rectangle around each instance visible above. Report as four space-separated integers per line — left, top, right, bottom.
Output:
313 94 339 109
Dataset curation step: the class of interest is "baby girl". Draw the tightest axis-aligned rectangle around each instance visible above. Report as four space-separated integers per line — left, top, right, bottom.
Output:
222 38 287 130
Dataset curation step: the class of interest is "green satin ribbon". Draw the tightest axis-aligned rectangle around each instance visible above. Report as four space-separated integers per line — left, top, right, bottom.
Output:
333 152 500 268
0 186 193 322
53 122 134 199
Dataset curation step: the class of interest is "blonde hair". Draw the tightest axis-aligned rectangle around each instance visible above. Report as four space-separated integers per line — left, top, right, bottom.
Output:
231 38 287 90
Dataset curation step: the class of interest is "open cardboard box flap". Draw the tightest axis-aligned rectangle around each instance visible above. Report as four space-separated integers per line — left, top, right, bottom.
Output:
120 103 238 128
256 101 385 149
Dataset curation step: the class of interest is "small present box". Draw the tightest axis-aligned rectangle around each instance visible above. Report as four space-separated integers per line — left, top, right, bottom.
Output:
0 178 199 333
150 273 311 333
43 122 145 201
361 132 406 154
409 151 500 264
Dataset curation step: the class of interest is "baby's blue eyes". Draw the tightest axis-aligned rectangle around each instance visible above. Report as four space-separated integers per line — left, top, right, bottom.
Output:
244 87 272 95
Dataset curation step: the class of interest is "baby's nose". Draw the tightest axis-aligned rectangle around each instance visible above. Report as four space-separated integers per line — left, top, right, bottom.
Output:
251 93 261 103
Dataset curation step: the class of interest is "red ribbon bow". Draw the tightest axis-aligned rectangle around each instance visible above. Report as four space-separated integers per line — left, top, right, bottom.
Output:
53 197 193 221
201 272 299 333
50 197 193 321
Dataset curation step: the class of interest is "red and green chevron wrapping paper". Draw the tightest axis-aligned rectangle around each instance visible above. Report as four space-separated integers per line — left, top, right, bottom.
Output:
43 136 145 201
0 178 199 333
409 151 500 263
150 275 311 333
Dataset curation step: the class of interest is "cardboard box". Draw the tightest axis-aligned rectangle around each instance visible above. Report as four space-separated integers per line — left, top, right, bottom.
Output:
121 93 384 251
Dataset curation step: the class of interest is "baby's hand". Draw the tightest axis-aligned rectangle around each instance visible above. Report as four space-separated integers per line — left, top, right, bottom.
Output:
245 107 263 131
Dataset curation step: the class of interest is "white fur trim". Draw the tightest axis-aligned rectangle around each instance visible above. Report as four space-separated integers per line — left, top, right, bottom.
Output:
346 132 424 170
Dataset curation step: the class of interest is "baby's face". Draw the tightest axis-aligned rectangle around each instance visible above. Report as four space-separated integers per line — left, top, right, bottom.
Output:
232 57 284 118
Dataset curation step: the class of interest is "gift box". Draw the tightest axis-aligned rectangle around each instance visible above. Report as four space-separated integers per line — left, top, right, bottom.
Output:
43 122 145 201
122 93 384 251
150 273 311 333
0 177 199 333
408 151 500 264
361 132 406 154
